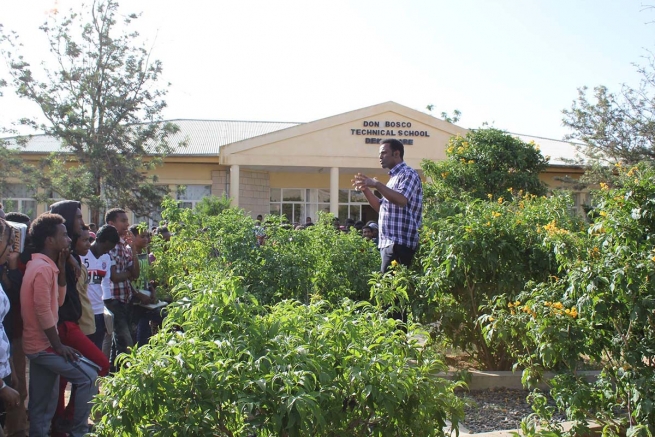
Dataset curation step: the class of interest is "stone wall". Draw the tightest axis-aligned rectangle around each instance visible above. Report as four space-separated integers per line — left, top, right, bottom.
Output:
211 170 228 197
240 170 270 218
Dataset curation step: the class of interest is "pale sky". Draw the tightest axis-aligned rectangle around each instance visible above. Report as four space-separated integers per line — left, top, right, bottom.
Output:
0 0 653 139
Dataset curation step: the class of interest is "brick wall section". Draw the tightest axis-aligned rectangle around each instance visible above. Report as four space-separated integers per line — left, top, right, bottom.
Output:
239 170 270 218
211 170 228 197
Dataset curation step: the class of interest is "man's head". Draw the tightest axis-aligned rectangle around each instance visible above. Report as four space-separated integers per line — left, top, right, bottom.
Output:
5 211 31 226
93 224 119 255
30 213 71 253
362 225 374 240
88 223 97 233
155 226 171 242
129 224 151 250
49 200 84 238
74 225 91 257
256 214 263 221
105 208 129 234
379 139 404 169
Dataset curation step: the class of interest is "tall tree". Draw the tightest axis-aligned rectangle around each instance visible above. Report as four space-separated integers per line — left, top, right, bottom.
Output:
562 56 655 184
0 0 180 223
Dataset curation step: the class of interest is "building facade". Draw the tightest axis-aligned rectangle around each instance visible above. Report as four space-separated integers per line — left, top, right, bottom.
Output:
2 102 585 224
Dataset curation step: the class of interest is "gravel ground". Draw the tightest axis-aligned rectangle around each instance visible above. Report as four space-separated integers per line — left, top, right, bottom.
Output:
456 388 564 434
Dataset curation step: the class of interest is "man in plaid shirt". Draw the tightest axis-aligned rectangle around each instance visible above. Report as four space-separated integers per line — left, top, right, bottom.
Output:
353 138 423 272
102 208 140 367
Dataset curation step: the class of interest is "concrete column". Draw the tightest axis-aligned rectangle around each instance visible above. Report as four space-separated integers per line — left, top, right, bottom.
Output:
330 167 339 216
230 165 240 207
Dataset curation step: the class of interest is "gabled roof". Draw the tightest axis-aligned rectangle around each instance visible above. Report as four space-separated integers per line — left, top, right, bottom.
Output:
3 119 301 156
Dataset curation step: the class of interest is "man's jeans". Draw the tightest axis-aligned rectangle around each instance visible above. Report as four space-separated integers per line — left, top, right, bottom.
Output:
104 299 133 367
26 350 98 437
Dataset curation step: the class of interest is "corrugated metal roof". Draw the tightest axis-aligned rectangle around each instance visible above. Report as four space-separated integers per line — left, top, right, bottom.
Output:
3 120 582 166
512 133 584 166
4 119 302 155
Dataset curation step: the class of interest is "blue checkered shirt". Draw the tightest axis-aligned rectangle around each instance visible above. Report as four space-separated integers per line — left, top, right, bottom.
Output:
377 161 423 250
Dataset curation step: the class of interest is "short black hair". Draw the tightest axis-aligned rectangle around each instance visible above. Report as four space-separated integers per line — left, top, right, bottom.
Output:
95 224 120 245
30 213 65 252
156 226 169 234
105 208 126 224
381 138 404 159
5 212 30 224
129 223 149 236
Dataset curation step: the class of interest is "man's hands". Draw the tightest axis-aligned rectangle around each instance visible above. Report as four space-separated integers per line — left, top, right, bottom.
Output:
57 248 70 273
0 384 21 408
352 173 378 191
7 252 19 270
54 344 80 363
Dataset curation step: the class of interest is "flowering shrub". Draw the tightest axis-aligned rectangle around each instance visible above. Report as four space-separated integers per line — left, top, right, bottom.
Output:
417 192 583 370
486 163 655 435
92 273 464 436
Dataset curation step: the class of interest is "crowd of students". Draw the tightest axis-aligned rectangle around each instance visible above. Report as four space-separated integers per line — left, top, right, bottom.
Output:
0 201 166 436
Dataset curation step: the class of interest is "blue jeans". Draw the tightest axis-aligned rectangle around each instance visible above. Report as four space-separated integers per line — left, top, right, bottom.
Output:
86 313 106 351
26 350 98 437
104 299 133 367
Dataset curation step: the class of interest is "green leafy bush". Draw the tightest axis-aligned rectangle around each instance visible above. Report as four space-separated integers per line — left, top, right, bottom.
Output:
417 192 583 370
150 199 379 305
92 274 464 436
487 163 655 435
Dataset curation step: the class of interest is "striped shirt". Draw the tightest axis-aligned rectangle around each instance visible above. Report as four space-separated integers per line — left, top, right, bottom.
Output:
377 161 423 250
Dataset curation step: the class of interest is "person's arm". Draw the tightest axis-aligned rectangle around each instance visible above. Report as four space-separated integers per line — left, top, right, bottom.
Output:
353 173 408 208
109 265 132 283
359 187 382 213
43 326 79 362
128 246 140 282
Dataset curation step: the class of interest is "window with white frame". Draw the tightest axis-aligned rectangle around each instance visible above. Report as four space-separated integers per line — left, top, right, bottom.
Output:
0 183 37 219
338 189 370 222
177 184 211 209
270 188 330 224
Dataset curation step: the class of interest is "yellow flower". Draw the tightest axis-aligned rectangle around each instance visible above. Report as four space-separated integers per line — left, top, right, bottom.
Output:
508 302 514 308
544 301 551 307
487 193 493 200
390 260 398 268
468 160 474 164
457 146 465 153
553 302 564 310
447 146 454 154
492 211 501 218
441 172 449 179
599 211 607 217
462 142 469 147
651 256 655 262
460 158 467 164
489 316 495 322
600 182 609 191
507 187 513 193
485 221 491 226
627 167 637 177
514 301 521 306
635 178 639 184
497 197 504 204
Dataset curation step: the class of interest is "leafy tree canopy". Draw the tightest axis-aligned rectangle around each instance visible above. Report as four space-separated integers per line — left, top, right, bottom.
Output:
421 127 548 208
562 57 655 184
0 0 182 223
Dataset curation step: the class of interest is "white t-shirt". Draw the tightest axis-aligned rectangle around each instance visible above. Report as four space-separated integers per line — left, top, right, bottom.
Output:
80 250 113 314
